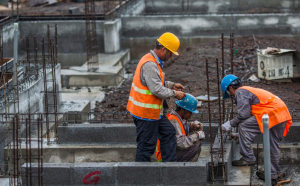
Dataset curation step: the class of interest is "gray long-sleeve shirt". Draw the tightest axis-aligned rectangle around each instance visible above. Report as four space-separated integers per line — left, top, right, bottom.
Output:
169 110 200 150
140 50 176 115
230 88 260 127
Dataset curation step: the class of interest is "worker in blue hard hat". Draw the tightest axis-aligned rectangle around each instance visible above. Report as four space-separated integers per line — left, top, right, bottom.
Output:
156 93 205 162
220 74 292 186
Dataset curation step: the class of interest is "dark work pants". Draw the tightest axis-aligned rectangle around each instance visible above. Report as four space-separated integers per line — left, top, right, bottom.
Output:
238 116 286 179
133 115 177 162
176 141 202 162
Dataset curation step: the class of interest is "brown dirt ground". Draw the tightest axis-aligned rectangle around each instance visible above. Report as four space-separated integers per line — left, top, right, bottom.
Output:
95 36 300 123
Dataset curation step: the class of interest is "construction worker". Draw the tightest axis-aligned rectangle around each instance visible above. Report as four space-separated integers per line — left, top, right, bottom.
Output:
220 74 293 185
156 94 205 162
127 32 186 162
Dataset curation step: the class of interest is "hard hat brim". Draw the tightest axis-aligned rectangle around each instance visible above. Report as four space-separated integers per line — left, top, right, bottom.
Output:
173 51 179 56
192 109 199 114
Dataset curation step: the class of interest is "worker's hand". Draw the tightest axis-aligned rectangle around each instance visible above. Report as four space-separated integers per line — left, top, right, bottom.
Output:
175 91 186 100
222 121 231 132
197 131 205 140
230 132 239 141
173 83 185 91
190 120 203 131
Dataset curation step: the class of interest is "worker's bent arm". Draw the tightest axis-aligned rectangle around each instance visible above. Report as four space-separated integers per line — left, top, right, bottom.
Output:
230 89 256 127
170 119 199 150
165 81 175 89
141 62 175 99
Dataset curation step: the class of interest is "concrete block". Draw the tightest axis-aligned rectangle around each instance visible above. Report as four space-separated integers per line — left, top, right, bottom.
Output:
71 162 116 185
254 122 300 143
57 123 217 144
68 7 80 15
21 163 72 186
161 162 207 185
117 162 161 185
104 19 121 53
57 124 136 144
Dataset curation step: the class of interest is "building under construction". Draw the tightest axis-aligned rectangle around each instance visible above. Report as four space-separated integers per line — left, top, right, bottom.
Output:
0 0 300 185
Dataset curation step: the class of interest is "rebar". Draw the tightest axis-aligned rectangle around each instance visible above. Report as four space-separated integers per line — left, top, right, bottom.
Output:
221 33 225 124
85 0 99 72
230 33 234 120
50 39 58 140
26 37 30 74
206 58 215 181
55 24 58 65
216 58 225 180
42 38 50 144
230 33 234 74
34 37 39 79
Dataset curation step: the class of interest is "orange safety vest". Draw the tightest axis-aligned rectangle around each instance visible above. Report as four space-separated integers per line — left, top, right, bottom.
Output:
127 53 165 120
238 86 292 136
156 113 186 162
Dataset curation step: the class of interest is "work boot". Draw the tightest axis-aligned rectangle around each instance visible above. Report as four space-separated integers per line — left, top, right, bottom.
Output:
232 158 255 166
256 169 286 181
257 172 278 186
256 170 265 180
272 178 278 186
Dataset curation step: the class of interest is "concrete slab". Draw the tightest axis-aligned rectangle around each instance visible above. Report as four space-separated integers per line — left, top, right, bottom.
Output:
0 178 9 186
60 87 105 110
61 49 130 87
6 141 137 164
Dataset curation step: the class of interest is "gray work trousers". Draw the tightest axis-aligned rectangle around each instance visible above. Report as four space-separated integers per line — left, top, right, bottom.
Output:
238 116 286 179
176 141 201 162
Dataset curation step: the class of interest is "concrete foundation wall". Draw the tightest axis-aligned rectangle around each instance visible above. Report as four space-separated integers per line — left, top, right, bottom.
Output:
145 0 300 14
122 14 300 38
18 21 105 67
121 0 145 16
0 64 62 114
57 123 219 144
1 22 14 57
22 162 207 186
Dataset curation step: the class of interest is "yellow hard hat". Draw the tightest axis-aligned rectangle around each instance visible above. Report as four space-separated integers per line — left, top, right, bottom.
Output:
157 32 180 55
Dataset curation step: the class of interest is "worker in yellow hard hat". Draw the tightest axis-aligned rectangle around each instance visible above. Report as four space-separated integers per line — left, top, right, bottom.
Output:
127 32 186 162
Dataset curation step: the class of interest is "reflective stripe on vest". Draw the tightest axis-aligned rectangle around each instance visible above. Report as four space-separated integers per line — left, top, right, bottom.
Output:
156 113 186 162
132 83 152 95
127 53 165 120
238 86 292 137
128 96 162 110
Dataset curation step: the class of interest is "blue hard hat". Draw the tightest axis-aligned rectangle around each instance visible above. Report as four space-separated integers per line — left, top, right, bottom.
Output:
176 93 199 114
221 74 239 99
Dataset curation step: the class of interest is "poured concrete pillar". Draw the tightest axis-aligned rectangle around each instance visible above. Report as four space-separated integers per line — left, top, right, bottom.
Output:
104 19 121 53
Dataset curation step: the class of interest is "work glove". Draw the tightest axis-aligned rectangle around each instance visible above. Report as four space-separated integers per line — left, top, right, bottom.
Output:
190 120 203 131
222 121 231 132
230 132 239 141
197 131 205 140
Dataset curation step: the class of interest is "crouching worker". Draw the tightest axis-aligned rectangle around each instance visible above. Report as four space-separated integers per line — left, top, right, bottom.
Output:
220 74 293 186
156 94 205 162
